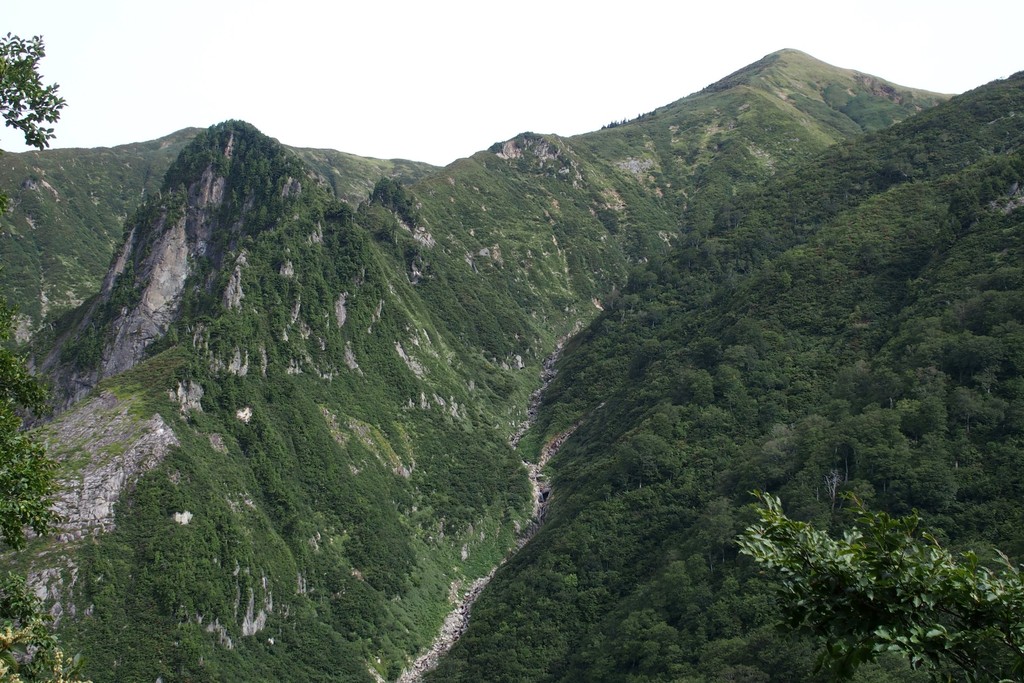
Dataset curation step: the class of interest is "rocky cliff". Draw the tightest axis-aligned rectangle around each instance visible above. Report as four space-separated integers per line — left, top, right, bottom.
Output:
39 124 315 408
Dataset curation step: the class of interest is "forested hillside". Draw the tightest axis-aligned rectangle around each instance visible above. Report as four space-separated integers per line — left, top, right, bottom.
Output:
0 50 977 682
0 130 435 338
15 121 544 682
430 72 1024 682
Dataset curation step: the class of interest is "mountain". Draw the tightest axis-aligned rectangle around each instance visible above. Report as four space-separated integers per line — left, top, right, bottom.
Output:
0 129 197 341
24 121 539 682
429 72 1024 681
0 130 436 339
0 51 972 682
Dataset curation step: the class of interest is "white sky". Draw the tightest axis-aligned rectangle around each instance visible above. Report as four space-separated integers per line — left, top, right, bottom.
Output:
4 0 1023 166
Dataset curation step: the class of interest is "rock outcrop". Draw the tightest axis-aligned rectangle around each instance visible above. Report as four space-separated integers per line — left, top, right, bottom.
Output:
44 391 179 541
39 124 304 411
24 391 179 626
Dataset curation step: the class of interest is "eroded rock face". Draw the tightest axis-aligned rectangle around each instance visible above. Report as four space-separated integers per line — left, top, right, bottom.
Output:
104 215 192 377
223 252 247 310
241 580 273 636
45 391 180 541
102 155 234 378
23 392 180 626
335 292 348 328
171 379 204 413
42 133 242 411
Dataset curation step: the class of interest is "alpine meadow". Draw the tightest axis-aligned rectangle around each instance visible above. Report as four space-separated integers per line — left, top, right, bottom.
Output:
2 46 1024 682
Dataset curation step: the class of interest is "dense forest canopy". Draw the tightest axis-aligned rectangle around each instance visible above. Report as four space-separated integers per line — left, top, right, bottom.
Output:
2 49 1020 683
430 73 1024 682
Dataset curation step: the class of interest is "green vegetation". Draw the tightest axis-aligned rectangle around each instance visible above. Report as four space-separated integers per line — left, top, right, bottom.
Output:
1 50 992 682
430 73 1024 681
0 131 435 337
0 300 55 549
739 492 1024 681
20 121 542 681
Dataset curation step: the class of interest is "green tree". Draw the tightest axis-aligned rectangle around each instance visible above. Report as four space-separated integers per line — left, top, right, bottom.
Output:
0 31 65 211
738 492 1024 681
0 33 84 683
0 300 57 548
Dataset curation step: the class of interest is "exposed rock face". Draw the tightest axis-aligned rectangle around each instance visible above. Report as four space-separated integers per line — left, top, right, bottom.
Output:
493 133 583 185
344 341 361 372
104 160 231 377
41 133 245 410
395 341 425 377
103 215 190 376
335 292 348 327
227 348 249 376
223 252 247 310
173 511 193 525
495 139 522 159
205 619 234 650
241 578 274 636
44 391 180 541
171 379 204 413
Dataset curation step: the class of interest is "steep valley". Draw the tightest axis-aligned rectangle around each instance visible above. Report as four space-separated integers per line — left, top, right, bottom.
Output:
5 49 1022 683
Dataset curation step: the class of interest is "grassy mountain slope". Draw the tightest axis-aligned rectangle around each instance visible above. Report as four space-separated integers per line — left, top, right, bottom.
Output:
0 131 435 337
705 48 947 134
570 48 948 236
429 73 1024 682
373 49 950 371
2 51 959 682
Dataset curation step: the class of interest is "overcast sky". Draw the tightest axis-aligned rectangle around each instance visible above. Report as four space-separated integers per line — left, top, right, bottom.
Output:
4 0 1023 166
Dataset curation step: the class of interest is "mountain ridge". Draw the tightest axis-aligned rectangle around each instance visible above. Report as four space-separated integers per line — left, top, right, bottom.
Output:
2 50 1000 682
427 68 1024 682
0 128 437 337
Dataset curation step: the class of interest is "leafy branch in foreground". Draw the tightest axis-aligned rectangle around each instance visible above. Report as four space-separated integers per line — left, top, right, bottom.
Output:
0 300 57 551
0 31 66 215
0 32 65 150
738 492 1024 682
1 573 87 683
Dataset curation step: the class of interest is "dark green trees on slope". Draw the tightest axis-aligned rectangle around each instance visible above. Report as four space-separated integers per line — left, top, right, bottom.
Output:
0 50 966 682
23 122 533 682
0 129 435 339
430 72 1024 682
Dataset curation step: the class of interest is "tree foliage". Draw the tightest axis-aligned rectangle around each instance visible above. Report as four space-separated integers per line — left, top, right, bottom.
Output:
430 73 1024 682
0 32 65 214
1 573 88 683
0 33 64 149
0 299 58 550
739 492 1024 681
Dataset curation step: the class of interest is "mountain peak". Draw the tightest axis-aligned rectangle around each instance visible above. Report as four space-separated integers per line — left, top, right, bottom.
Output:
40 120 325 407
695 48 950 132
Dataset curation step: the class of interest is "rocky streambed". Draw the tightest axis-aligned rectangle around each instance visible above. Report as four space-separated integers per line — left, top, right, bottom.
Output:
396 339 579 683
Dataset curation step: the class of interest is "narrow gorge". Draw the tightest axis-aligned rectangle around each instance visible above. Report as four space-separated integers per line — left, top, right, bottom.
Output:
396 338 579 683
